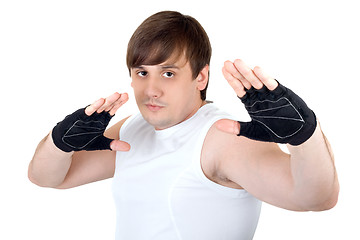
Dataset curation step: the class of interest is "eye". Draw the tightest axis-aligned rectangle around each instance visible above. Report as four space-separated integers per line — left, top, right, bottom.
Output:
162 71 174 78
137 71 148 77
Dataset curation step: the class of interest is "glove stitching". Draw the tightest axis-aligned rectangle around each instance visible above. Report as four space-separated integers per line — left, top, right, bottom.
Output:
247 103 292 114
252 115 305 122
252 119 305 139
62 120 106 135
62 135 103 150
64 131 104 138
61 120 107 150
247 97 305 139
245 96 289 108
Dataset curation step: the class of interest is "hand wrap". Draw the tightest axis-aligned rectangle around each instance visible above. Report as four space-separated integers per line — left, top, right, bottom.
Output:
238 81 316 145
52 108 114 152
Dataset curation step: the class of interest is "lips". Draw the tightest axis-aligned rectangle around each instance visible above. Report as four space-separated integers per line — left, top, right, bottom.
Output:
145 103 164 112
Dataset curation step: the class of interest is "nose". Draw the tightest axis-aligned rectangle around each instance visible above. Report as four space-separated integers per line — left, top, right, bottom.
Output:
145 77 162 99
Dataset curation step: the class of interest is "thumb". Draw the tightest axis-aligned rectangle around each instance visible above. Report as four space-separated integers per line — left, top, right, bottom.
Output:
215 119 241 135
110 139 131 151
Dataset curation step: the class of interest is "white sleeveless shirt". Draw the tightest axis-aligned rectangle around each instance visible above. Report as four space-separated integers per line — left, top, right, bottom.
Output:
112 103 261 240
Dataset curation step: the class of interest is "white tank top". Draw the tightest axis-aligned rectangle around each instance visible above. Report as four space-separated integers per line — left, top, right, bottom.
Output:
112 103 261 240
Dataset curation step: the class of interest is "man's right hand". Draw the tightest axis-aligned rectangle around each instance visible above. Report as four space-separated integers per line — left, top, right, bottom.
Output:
52 92 131 152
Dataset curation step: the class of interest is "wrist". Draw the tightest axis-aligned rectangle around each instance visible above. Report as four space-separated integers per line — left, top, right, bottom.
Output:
48 130 74 155
287 120 321 150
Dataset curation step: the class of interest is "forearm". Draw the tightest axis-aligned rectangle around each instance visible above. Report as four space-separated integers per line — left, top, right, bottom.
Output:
288 121 339 210
28 131 73 188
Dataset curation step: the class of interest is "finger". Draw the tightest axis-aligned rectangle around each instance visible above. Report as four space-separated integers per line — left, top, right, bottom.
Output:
223 60 252 90
215 119 240 135
222 66 246 98
108 93 129 116
105 93 128 112
233 59 264 89
253 66 278 90
85 98 105 116
97 92 121 113
110 139 131 151
105 93 127 112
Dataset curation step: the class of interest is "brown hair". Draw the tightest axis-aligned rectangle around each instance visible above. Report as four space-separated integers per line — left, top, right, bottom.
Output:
126 11 212 100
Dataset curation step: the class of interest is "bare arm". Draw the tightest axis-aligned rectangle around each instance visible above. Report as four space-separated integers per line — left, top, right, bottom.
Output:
28 93 130 189
215 59 339 211
212 121 338 211
287 122 339 210
28 132 73 188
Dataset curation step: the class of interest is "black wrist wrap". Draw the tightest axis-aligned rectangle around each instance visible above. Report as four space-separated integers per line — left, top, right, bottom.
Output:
52 108 114 152
238 81 317 145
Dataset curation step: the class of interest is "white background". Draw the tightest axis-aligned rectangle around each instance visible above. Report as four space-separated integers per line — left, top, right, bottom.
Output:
1 0 359 239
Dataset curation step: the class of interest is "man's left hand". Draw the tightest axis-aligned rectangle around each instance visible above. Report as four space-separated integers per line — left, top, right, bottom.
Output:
217 59 317 145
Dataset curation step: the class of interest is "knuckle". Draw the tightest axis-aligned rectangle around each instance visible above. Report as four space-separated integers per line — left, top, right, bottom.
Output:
242 68 252 77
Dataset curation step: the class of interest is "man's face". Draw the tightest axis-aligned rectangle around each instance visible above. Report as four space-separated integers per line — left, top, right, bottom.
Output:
131 55 205 130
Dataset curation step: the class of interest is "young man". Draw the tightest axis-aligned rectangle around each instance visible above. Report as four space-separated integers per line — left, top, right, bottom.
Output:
28 11 339 240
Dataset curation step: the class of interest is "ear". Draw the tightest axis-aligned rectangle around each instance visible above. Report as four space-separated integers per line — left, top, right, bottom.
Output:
196 65 209 91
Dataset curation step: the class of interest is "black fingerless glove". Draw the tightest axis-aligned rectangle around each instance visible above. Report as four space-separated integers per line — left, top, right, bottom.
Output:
238 81 317 145
52 108 114 152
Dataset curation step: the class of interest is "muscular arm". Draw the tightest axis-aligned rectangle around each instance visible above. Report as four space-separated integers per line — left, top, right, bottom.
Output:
215 59 339 211
28 93 130 189
56 118 129 189
286 123 338 210
28 132 73 188
213 121 338 211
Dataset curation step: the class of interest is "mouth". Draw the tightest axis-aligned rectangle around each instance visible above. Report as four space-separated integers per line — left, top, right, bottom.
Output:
145 103 164 112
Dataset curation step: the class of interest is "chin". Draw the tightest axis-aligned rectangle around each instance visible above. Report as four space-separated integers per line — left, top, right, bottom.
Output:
141 113 173 130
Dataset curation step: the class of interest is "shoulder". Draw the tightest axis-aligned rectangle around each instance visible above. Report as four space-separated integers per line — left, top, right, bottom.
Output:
201 120 284 186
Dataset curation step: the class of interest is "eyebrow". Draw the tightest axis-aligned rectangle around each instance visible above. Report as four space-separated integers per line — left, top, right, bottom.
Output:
160 64 180 69
133 64 180 70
